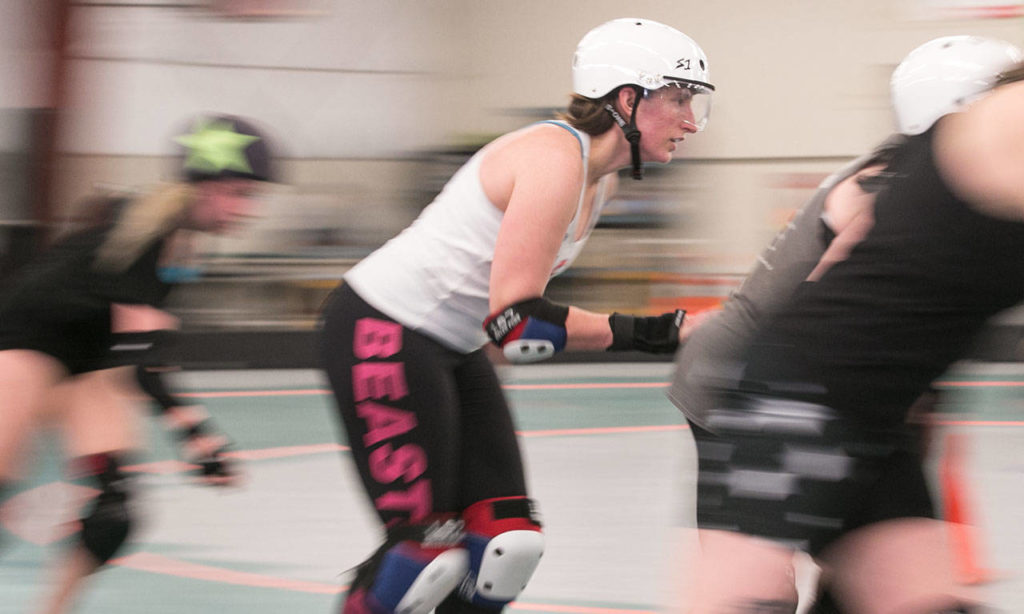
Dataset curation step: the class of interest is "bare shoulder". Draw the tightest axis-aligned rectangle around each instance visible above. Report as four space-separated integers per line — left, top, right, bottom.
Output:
934 81 1024 221
480 123 586 211
485 123 585 170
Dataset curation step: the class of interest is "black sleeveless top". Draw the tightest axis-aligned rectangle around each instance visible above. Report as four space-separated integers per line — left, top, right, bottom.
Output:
0 197 174 325
742 125 1024 423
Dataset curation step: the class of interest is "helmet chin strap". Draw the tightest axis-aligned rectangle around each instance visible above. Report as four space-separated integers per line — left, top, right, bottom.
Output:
604 85 644 180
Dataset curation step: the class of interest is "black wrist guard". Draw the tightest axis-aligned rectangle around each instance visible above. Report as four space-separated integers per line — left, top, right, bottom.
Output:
607 310 685 354
176 419 235 481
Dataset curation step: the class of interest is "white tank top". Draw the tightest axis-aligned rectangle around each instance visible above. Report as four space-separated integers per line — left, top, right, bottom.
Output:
345 121 609 352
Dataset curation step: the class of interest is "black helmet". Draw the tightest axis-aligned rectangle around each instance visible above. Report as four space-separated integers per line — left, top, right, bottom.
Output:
175 114 276 183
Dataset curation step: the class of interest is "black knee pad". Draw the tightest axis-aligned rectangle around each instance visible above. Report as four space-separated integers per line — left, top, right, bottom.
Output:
80 488 133 565
72 454 135 565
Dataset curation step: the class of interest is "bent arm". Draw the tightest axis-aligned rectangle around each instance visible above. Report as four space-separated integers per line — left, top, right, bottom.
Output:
806 206 874 281
484 128 683 359
565 306 615 351
487 129 584 311
935 80 1024 222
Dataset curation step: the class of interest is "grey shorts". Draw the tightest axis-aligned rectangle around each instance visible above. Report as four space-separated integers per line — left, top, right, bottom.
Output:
691 392 934 556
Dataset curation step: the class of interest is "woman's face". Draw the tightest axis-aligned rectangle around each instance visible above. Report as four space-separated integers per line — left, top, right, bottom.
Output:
635 85 703 163
189 178 263 233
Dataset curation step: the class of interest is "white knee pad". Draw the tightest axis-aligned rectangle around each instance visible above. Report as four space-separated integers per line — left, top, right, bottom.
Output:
461 530 544 605
390 547 469 614
352 519 470 614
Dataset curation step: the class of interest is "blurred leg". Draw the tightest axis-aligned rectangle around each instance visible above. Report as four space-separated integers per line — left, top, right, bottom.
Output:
683 398 938 614
59 367 142 459
0 350 66 482
37 367 142 614
684 418 801 612
37 547 101 614
436 353 537 614
685 529 799 613
818 518 988 614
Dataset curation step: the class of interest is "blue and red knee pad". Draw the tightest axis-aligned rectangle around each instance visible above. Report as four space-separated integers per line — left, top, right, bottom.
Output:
456 496 544 608
343 498 544 614
344 516 468 614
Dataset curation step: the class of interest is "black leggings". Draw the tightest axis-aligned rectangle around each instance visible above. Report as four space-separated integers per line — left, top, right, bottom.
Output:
319 283 527 527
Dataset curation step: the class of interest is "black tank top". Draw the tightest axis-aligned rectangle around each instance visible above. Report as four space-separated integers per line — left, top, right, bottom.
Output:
0 197 174 324
742 126 1024 423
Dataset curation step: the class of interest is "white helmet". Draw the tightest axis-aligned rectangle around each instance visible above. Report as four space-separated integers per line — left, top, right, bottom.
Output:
891 35 1023 135
573 17 715 131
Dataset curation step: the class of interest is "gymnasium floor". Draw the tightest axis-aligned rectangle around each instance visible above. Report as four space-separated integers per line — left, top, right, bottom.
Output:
2 362 1023 613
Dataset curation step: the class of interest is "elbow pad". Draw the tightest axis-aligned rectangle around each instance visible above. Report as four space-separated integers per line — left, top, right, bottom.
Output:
484 297 569 363
607 310 685 354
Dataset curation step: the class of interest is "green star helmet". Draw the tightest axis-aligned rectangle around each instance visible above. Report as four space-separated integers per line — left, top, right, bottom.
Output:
175 114 276 183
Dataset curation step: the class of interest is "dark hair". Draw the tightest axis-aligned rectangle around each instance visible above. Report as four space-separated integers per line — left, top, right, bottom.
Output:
556 91 620 136
995 60 1024 87
856 134 909 193
866 134 908 168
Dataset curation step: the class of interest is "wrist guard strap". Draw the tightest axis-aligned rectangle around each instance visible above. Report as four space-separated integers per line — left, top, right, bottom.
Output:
607 310 685 354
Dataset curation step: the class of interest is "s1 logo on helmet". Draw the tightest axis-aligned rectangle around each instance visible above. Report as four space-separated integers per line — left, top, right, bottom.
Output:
676 58 691 70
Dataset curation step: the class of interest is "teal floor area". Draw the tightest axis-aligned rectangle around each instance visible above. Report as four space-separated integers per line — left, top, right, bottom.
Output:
2 362 1024 614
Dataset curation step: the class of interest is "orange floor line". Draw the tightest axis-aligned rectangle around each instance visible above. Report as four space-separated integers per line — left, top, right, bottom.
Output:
114 552 657 613
173 378 1024 400
113 552 343 594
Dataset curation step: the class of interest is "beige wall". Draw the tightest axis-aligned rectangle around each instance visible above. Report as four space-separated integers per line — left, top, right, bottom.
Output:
55 1 1024 155
26 0 1024 321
